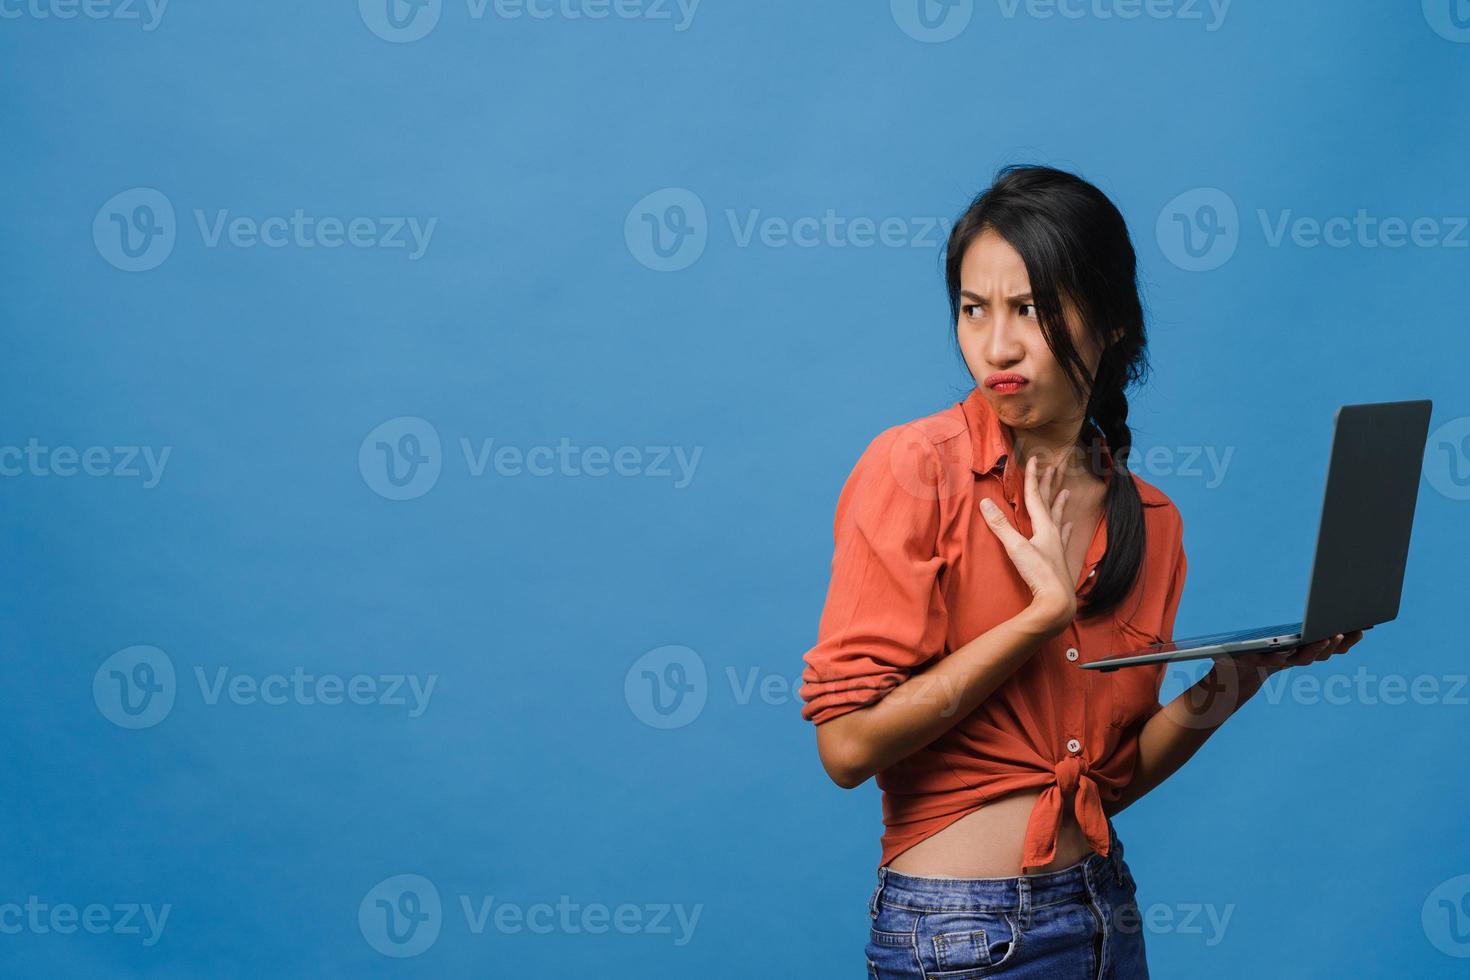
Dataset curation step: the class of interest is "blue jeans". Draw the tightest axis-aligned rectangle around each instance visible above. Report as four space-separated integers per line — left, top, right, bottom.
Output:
865 821 1148 979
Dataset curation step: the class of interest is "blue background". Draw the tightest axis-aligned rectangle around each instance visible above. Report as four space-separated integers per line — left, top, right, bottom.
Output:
4 1 1469 976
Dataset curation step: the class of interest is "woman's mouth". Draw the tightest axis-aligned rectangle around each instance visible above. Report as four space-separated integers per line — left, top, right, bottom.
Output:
984 372 1029 394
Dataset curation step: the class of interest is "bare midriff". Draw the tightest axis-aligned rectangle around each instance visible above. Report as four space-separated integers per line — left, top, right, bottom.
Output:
884 788 1096 877
886 468 1107 879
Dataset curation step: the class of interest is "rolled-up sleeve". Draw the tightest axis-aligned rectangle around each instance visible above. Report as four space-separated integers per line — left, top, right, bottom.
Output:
1139 537 1188 725
799 425 950 725
1160 540 1187 642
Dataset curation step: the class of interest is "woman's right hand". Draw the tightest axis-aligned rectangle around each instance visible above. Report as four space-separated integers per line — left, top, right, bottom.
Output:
978 453 1078 635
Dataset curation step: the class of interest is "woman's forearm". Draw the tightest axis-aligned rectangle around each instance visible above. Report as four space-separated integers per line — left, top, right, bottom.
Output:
815 608 1063 788
1104 663 1267 816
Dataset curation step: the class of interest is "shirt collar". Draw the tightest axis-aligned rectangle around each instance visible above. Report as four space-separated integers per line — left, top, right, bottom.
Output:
958 385 1168 507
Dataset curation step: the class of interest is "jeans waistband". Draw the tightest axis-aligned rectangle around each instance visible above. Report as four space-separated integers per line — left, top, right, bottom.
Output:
870 822 1125 918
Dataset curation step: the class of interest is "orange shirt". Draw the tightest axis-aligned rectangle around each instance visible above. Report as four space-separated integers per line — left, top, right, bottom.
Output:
799 387 1187 872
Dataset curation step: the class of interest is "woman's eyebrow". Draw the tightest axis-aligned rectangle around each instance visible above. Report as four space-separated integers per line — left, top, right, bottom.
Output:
960 290 1034 302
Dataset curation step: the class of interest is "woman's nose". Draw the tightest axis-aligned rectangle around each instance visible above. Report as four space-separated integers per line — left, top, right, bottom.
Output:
985 316 1025 363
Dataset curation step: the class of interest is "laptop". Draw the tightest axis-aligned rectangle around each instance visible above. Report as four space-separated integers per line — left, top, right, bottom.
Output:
1081 399 1433 673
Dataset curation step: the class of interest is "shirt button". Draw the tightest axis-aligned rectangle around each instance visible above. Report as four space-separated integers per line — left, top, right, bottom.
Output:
1066 738 1081 754
1066 647 1079 662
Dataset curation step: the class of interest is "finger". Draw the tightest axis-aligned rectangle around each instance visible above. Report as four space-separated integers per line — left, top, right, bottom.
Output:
1050 487 1071 527
1061 520 1074 548
979 497 1025 548
1044 455 1064 499
1048 457 1068 507
1289 639 1331 666
1315 634 1344 661
1022 456 1047 530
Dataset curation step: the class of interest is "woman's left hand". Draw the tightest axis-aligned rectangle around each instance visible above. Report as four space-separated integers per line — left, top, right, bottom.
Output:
1213 628 1368 685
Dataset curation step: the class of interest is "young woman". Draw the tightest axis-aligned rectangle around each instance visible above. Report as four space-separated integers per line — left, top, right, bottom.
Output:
798 165 1364 979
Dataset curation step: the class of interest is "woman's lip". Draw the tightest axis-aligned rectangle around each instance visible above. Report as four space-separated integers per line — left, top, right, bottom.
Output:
984 373 1029 388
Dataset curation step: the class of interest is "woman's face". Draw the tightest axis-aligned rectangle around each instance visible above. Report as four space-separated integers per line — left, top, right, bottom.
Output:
955 227 1107 436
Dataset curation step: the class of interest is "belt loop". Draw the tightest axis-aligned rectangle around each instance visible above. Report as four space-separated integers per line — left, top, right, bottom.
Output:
1016 876 1032 931
1110 830 1124 886
869 867 886 919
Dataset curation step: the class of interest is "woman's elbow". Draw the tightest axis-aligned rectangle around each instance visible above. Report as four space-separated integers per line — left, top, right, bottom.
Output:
815 716 872 789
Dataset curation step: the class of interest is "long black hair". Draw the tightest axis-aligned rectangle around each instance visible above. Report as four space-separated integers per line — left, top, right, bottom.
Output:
943 164 1151 619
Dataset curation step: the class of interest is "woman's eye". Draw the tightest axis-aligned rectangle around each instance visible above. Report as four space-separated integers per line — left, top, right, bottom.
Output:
1019 303 1038 318
963 304 982 318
